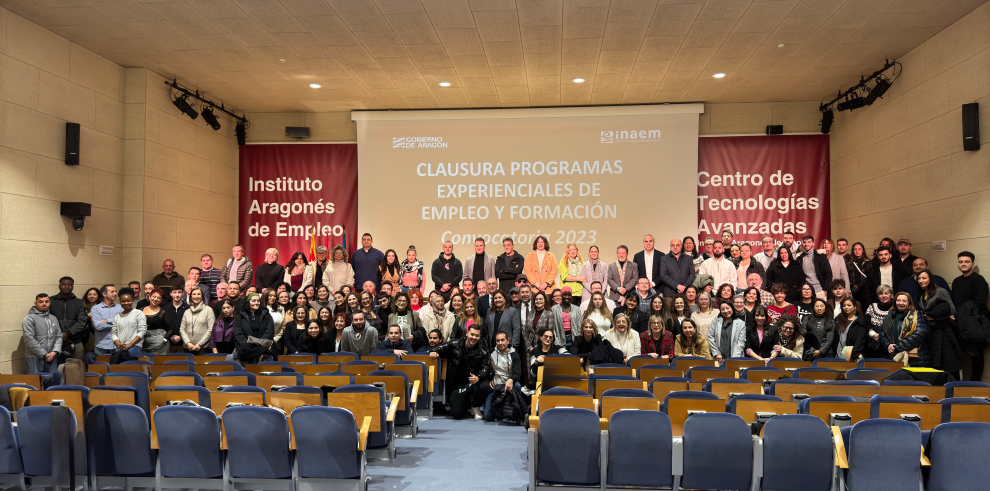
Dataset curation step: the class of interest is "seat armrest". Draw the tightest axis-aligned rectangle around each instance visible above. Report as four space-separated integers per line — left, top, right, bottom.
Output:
832 426 848 469
920 445 930 467
358 416 371 452
386 397 400 422
410 381 420 405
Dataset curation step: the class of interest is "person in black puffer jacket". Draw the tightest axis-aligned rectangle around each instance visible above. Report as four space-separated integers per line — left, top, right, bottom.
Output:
233 293 274 364
430 323 491 419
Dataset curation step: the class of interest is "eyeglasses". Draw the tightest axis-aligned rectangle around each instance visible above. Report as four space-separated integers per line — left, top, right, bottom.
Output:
782 327 795 332
541 334 553 340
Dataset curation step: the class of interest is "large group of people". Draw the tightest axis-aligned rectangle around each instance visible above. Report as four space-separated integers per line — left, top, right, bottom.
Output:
22 231 990 420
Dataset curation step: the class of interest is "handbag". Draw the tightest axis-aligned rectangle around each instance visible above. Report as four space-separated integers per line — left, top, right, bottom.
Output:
247 336 273 349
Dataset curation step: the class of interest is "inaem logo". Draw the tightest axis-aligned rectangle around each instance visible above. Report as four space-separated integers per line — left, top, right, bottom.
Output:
601 129 661 143
392 136 448 148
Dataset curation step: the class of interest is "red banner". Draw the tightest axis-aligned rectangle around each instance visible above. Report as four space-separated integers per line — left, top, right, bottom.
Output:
238 144 358 261
697 135 830 245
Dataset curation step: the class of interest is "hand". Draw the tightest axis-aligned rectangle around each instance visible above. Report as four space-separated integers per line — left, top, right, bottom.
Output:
888 344 896 354
649 353 658 358
536 355 546 364
395 350 408 356
661 355 669 359
924 314 934 321
170 335 181 343
676 285 685 293
704 285 713 292
429 352 439 359
715 355 723 363
872 334 880 341
468 373 479 384
192 344 200 351
622 356 628 364
407 335 414 342
773 344 782 352
617 288 626 295
442 284 450 291
187 343 195 350
813 350 821 358
114 340 123 349
45 352 57 362
505 380 513 392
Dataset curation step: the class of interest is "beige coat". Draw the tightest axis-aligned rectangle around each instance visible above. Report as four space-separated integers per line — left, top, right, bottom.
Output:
322 261 355 293
180 302 216 348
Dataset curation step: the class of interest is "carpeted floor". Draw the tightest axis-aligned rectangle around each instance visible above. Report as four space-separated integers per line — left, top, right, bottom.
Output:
366 415 529 491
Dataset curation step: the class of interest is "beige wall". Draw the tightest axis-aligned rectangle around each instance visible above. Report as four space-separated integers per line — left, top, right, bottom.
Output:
0 9 239 372
830 3 990 379
245 101 823 142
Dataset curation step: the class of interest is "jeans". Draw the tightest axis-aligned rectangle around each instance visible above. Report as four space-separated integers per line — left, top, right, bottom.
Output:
482 382 523 421
24 356 58 376
84 346 115 365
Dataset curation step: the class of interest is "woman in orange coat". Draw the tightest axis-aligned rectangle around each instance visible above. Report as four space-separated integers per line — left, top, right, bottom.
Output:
524 235 558 293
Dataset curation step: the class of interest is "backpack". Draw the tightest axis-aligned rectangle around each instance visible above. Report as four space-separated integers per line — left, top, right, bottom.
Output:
957 300 990 345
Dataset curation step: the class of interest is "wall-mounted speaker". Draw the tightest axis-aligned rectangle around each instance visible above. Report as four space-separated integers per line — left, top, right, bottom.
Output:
285 126 310 138
963 103 980 151
65 123 80 165
766 125 783 135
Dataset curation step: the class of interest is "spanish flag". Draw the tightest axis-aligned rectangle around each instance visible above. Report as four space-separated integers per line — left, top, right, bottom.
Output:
308 233 316 261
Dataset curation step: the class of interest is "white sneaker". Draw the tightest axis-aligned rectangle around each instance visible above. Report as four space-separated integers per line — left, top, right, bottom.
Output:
521 387 534 396
471 407 483 420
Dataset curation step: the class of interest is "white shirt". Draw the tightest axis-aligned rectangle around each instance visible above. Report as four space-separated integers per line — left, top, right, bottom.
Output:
699 256 737 289
754 251 775 270
644 251 655 286
580 297 616 312
536 250 545 268
879 264 893 290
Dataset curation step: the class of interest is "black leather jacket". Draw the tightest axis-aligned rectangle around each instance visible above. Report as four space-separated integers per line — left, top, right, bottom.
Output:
431 336 492 393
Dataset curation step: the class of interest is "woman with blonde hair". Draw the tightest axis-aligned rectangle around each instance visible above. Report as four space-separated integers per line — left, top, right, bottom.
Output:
558 243 585 303
690 291 718 339
180 287 216 355
821 238 850 298
255 248 286 291
524 235 558 293
322 245 355 293
583 291 613 336
454 297 482 341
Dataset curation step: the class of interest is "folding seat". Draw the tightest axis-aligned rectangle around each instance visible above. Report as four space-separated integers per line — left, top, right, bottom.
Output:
791 367 842 380
104 371 150 416
206 360 243 371
944 380 990 398
0 406 25 490
681 413 753 490
937 396 990 423
292 406 368 491
606 410 677 490
392 360 431 413
661 390 720 413
767 377 815 396
797 395 856 414
85 404 157 490
332 384 394 462
219 371 256 386
366 369 415 436
156 370 205 386
725 394 782 413
17 406 87 489
529 407 602 490
841 419 921 491
867 395 921 418
220 385 267 404
155 385 212 408
844 368 890 381
153 405 226 490
684 365 727 381
224 406 294 490
162 360 195 371
927 422 990 491
760 414 833 491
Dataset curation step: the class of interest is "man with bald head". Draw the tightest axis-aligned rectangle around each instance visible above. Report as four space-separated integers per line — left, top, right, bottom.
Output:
897 257 950 306
152 259 184 298
659 238 695 298
633 234 662 290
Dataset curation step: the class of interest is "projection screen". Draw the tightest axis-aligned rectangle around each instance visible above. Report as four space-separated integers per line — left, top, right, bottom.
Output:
354 104 702 293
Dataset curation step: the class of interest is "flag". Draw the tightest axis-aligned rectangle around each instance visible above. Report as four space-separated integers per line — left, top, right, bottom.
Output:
341 226 347 256
308 233 316 261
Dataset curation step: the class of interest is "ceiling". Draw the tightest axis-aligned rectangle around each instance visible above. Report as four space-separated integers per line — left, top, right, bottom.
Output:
3 0 985 113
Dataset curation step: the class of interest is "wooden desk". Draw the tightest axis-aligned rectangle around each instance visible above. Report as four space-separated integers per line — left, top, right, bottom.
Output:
204 376 249 392
257 375 301 391
356 375 407 411
192 355 228 364
210 392 265 415
600 397 659 420
89 389 136 406
28 392 85 430
688 370 734 383
326 392 383 432
744 370 787 384
860 360 903 371
361 355 397 367
674 358 717 371
290 363 339 375
536 395 596 415
105 375 148 389
774 383 880 401
949 404 990 423
806 402 870 426
194 365 229 378
319 354 358 365
594 379 647 398
540 365 585 381
879 385 945 402
953 386 990 399
153 354 191 364
591 367 635 377
153 376 196 388
108 364 150 374
725 359 766 372
816 361 857 371
281 354 316 364
0 374 42 389
543 356 583 370
88 364 108 375
733 400 797 424
95 355 111 363
794 370 843 381
639 366 685 381
270 392 321 414
150 364 190 380
342 364 378 376
303 375 355 389
770 359 811 370
631 357 670 369
84 375 102 388
708 382 763 401
877 403 941 430
667 398 725 436
650 381 691 398
247 365 285 376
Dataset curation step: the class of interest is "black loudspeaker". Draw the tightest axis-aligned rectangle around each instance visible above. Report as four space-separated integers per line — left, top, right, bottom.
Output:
766 125 783 135
963 103 980 151
285 126 310 138
65 123 80 165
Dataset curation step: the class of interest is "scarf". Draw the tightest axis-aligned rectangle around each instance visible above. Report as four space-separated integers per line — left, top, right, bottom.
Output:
876 300 892 312
567 257 582 277
718 315 734 357
895 310 917 340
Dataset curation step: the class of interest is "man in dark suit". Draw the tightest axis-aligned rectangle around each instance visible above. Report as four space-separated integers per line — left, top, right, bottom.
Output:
659 238 696 298
476 278 493 320
633 234 662 291
607 245 639 304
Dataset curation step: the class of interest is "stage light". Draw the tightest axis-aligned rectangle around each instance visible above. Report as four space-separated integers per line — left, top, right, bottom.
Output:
309 83 321 88
171 94 198 120
820 108 833 134
572 78 585 83
438 82 451 87
236 122 246 146
201 106 221 131
837 92 866 112
712 73 725 78
864 77 891 105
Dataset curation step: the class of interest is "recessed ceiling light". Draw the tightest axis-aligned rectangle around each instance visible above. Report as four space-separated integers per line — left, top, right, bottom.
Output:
778 43 785 48
438 82 451 87
572 78 585 83
309 83 321 89
712 73 726 79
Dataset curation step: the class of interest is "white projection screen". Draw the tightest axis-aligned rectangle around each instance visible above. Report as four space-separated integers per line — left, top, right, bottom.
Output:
354 104 703 293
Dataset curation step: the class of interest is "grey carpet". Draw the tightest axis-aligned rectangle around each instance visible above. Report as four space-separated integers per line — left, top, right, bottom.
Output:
367 416 529 491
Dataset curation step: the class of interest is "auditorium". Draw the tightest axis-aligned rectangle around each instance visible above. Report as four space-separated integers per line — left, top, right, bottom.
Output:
2 1 990 490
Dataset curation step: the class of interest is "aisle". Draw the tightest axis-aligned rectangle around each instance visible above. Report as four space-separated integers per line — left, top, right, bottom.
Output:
366 415 529 491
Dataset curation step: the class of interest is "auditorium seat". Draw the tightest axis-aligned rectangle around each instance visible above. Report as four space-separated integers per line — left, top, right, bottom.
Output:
791 367 842 380
684 366 727 381
157 370 205 386
0 406 24 490
223 406 294 490
153 405 226 491
945 380 990 398
761 414 833 491
701 377 751 392
206 360 243 371
221 385 267 404
104 371 151 416
636 364 681 379
530 407 601 489
392 360 431 412
681 413 752 491
292 406 368 489
278 385 324 406
17 406 87 488
868 395 922 418
46 385 90 406
541 387 589 397
842 419 921 491
927 422 990 491
162 360 196 371
845 368 890 381
332 384 394 462
661 390 719 413
767 377 815 396
606 410 676 490
937 397 990 423
85 404 157 490
797 395 856 414
219 370 256 386
155 385 212 408
725 394 782 413
121 359 153 366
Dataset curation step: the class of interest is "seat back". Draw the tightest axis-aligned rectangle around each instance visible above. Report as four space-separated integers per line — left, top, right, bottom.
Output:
761 414 833 491
155 385 211 408
684 366 727 382
938 397 990 423
945 381 990 399
342 360 380 376
681 413 752 491
331 384 387 448
536 408 601 486
223 406 292 479
205 360 243 371
16 406 77 477
0 406 22 474
868 395 921 418
291 406 362 479
928 422 990 491
155 371 205 387
391 361 430 410
319 352 359 364
153 405 224 478
846 419 921 491
85 404 156 476
607 410 672 488
104 372 151 415
791 367 842 381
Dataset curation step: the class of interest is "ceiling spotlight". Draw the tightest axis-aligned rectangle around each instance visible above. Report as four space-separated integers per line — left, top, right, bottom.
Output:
820 108 833 134
438 82 451 87
863 77 891 105
778 44 785 48
235 122 246 146
201 106 221 131
309 83 321 89
171 94 198 120
836 92 867 111
712 73 726 79
573 78 585 83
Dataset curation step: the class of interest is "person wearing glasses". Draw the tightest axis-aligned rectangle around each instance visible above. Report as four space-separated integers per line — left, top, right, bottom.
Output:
528 327 568 390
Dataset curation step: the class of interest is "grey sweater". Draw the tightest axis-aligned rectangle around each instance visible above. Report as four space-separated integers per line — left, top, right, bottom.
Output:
340 325 380 356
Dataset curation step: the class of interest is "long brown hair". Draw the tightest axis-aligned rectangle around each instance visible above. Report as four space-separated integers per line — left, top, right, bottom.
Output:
775 314 803 350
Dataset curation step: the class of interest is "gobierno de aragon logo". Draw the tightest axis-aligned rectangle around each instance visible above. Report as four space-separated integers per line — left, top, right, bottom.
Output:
393 136 448 149
601 129 661 143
